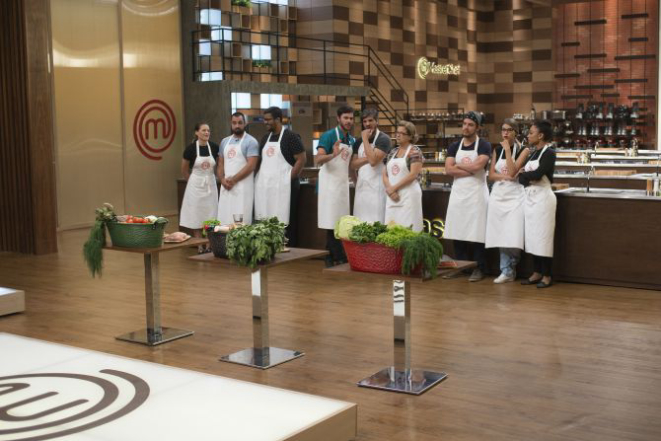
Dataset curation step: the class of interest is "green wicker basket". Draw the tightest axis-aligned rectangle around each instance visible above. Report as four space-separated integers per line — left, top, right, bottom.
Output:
106 220 168 248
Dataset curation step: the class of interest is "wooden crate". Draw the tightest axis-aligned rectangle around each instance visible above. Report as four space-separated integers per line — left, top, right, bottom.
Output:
0 287 25 316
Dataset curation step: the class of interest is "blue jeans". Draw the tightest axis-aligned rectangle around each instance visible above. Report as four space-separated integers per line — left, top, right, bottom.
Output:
499 248 520 277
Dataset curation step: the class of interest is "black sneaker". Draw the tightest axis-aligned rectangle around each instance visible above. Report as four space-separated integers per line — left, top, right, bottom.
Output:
324 255 334 268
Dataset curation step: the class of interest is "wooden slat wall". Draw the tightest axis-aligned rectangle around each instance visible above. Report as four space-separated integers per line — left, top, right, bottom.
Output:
0 0 57 254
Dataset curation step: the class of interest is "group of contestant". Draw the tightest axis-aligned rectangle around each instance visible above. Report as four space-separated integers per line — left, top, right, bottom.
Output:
443 114 557 287
180 105 557 286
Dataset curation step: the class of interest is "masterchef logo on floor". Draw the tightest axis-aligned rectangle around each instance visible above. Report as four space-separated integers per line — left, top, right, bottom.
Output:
133 99 177 161
0 369 149 441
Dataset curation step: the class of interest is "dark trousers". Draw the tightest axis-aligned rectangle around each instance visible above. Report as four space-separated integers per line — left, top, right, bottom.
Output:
325 229 347 262
533 255 553 277
285 178 300 247
453 240 486 272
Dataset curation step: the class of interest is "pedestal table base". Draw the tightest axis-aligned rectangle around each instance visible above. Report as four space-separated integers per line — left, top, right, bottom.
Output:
358 367 448 395
220 347 304 369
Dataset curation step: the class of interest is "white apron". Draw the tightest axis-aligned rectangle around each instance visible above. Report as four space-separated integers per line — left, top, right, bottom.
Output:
254 129 292 224
354 129 387 224
485 143 525 249
523 144 557 257
217 134 254 225
444 137 489 243
385 144 423 232
180 141 218 229
318 127 351 229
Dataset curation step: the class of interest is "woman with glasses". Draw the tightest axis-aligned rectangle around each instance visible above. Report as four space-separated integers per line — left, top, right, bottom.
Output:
485 119 530 283
519 120 557 289
382 121 424 231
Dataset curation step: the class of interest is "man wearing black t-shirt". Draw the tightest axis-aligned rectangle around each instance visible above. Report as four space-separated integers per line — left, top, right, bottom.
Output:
254 106 307 246
443 111 492 281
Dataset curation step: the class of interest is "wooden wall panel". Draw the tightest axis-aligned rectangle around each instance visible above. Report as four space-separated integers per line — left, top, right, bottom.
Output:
0 0 57 254
297 0 555 143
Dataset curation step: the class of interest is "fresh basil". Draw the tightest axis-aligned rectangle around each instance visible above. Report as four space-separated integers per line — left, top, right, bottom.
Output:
226 217 286 269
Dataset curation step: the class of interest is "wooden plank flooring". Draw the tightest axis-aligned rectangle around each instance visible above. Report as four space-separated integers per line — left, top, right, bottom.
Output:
1 229 661 440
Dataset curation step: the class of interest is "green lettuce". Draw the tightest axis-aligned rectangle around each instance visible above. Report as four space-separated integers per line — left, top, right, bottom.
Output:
334 215 362 240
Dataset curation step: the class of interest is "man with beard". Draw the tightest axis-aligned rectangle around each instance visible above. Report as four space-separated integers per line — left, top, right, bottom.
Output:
350 108 391 224
216 112 260 225
254 106 307 246
443 111 492 282
315 105 355 267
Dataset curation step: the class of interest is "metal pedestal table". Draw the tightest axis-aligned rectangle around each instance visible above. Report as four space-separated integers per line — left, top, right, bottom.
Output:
190 248 328 369
106 238 208 346
324 260 476 395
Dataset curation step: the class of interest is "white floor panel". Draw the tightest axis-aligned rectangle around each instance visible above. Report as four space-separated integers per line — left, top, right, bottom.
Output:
0 333 356 441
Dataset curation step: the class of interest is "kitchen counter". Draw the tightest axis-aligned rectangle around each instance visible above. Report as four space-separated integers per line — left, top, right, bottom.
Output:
176 179 661 290
294 182 661 290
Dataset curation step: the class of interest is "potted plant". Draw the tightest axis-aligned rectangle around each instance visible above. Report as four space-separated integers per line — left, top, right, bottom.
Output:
231 0 251 15
203 219 229 258
226 217 286 268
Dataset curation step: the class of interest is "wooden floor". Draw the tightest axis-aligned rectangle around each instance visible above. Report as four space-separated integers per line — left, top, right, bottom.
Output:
2 229 661 441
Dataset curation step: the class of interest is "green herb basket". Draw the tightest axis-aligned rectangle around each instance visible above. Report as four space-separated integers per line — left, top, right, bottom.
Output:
106 220 168 248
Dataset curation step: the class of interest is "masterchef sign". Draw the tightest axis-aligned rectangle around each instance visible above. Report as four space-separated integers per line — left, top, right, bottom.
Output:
133 99 177 160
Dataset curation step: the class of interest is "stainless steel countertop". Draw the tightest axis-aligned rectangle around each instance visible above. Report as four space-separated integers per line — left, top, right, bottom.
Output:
554 188 661 201
301 181 661 200
556 162 660 168
554 173 661 181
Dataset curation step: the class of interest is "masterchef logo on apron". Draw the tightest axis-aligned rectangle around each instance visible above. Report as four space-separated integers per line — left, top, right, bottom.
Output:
341 149 350 161
266 146 276 157
391 164 401 175
461 156 472 164
227 147 237 159
201 161 211 170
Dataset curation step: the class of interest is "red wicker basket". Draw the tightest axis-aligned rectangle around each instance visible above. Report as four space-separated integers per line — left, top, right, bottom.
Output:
342 240 403 275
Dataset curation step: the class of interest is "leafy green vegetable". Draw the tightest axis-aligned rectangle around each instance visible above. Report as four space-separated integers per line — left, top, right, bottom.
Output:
375 225 418 248
83 221 106 277
349 221 387 243
401 233 444 278
202 219 221 237
83 203 115 278
334 215 362 240
226 217 286 269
